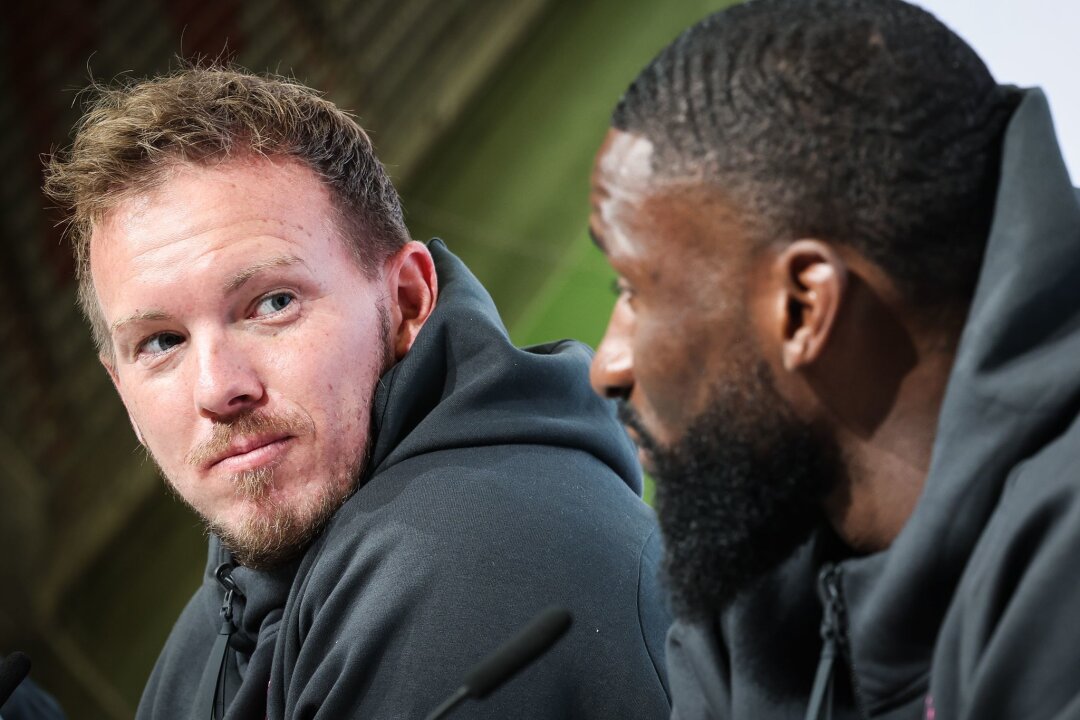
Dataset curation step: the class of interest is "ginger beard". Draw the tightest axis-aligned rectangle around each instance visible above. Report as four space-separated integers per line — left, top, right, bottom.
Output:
159 305 394 569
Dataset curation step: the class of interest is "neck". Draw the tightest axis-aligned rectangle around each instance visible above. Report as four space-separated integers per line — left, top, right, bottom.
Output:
825 344 956 553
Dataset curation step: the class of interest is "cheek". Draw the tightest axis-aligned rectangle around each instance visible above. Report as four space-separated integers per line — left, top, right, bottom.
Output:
633 313 693 390
274 322 383 426
122 377 194 458
631 315 718 436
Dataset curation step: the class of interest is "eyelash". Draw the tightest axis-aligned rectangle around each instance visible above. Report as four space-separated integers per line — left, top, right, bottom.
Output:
251 290 297 318
611 279 634 299
137 331 184 358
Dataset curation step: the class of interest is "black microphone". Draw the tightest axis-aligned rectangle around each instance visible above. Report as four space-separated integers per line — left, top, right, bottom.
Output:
423 607 572 720
0 651 31 708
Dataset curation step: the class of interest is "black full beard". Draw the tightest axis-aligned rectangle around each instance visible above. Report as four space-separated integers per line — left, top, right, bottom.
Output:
621 361 842 621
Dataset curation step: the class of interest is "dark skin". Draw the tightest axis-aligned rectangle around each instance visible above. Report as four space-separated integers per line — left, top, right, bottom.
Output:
588 128 960 552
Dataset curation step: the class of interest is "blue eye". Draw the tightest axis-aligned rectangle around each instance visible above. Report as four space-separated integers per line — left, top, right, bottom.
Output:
254 292 295 317
141 332 184 355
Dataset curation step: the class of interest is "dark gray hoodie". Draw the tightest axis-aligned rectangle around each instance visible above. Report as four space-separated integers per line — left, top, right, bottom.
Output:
137 241 672 719
666 88 1080 720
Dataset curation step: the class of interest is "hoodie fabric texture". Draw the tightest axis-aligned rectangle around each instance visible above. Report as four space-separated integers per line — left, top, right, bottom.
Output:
666 89 1080 720
137 240 672 719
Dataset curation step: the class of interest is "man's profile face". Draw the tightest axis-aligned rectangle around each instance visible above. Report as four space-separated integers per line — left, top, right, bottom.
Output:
588 128 839 616
587 129 759 460
91 157 394 567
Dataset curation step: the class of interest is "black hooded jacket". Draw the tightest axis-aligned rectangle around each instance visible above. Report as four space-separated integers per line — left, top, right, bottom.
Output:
137 241 672 719
666 89 1080 720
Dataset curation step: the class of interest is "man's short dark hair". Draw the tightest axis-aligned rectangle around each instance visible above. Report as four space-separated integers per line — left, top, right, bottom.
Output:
612 0 1020 307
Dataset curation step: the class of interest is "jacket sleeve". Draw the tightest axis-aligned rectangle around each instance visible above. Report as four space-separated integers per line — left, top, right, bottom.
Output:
930 445 1080 720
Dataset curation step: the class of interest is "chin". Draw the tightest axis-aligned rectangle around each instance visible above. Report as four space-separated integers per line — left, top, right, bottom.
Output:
211 492 335 569
648 362 842 620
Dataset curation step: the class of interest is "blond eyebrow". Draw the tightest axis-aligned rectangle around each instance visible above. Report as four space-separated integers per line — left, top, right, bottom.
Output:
109 255 308 337
111 309 173 336
223 254 307 294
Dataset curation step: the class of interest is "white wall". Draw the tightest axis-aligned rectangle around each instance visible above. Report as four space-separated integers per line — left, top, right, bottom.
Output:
914 0 1078 182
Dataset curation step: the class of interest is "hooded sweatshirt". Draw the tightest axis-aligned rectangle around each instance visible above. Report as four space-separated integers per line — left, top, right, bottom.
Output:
666 88 1080 720
137 240 672 719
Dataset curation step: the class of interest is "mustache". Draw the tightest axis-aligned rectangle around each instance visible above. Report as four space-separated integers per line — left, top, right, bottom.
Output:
614 399 664 455
186 408 314 468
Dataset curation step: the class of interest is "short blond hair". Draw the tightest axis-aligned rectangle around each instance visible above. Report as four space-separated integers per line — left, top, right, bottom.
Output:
44 66 410 358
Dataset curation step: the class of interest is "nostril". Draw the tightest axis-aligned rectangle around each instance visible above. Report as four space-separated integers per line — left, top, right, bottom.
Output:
604 385 631 401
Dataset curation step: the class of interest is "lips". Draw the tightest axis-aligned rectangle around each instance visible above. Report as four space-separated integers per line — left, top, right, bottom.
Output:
204 433 294 473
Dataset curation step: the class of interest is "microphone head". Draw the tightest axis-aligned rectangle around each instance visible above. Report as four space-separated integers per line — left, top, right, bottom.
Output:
0 651 31 705
463 607 572 699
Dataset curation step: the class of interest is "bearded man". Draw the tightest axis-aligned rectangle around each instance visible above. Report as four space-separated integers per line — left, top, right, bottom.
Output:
588 0 1080 718
45 68 672 719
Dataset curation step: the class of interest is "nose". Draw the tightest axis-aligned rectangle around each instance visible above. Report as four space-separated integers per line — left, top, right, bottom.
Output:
193 333 266 421
590 300 635 400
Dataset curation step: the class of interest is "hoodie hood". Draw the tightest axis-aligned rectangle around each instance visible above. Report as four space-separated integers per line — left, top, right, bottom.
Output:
366 238 642 493
841 87 1080 711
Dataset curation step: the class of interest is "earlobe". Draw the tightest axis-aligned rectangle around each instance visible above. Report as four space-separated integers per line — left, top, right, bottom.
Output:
387 242 439 359
782 327 811 371
775 240 847 372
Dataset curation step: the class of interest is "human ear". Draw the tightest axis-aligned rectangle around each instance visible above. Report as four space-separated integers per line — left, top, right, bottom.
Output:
386 241 438 359
100 354 147 446
773 239 848 372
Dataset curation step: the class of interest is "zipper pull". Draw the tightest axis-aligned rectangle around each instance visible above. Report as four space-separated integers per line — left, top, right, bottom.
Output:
192 562 242 720
805 564 842 720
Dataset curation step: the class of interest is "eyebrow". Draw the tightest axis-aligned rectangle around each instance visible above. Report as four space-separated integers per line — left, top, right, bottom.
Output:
223 254 307 294
111 309 173 336
110 255 309 337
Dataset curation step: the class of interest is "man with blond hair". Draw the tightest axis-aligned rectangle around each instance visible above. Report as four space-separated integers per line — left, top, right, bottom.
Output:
46 67 671 719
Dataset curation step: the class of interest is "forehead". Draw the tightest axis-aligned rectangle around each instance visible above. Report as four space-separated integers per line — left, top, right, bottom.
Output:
592 128 657 197
590 128 755 268
589 129 668 262
91 157 336 263
100 156 331 237
88 157 354 319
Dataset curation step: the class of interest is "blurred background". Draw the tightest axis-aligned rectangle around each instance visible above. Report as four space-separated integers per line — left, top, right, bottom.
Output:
0 0 1076 717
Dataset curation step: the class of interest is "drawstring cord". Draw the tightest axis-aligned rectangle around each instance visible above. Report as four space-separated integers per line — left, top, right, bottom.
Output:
805 564 842 720
193 561 243 720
